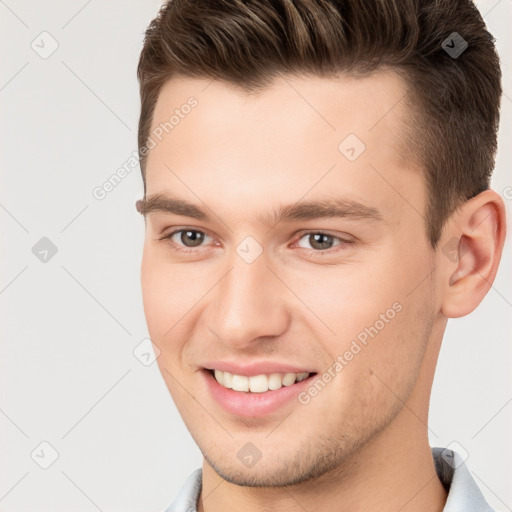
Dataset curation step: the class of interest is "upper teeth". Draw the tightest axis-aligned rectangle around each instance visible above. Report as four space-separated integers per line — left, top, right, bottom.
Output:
213 370 310 393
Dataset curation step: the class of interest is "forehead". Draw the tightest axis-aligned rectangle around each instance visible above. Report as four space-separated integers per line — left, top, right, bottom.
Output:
148 70 409 151
144 71 423 226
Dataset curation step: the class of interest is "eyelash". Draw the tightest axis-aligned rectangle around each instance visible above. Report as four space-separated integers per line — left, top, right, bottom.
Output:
159 228 353 255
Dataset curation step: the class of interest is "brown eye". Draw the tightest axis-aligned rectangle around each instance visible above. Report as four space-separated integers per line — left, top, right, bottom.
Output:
176 230 206 247
163 229 211 251
297 232 341 251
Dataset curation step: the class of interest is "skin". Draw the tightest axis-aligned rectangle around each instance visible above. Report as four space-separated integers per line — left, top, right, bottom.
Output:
139 71 506 512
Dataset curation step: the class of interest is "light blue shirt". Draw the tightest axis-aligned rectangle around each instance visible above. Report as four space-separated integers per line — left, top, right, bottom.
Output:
164 447 495 511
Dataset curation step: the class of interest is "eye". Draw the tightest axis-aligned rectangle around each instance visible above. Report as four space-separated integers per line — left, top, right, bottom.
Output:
162 229 212 252
295 231 351 252
160 228 353 255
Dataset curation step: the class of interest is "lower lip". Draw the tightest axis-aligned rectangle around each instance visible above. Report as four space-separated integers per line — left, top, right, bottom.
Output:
202 369 317 418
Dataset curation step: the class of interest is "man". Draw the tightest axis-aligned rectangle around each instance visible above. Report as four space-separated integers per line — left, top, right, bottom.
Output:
135 1 506 510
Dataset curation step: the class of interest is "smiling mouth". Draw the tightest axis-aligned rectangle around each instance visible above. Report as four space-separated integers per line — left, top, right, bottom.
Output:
207 368 317 393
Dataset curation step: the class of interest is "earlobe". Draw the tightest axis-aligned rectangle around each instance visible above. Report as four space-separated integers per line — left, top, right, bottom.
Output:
440 190 506 318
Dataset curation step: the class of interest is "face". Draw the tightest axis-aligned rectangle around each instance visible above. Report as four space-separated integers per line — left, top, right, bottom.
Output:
140 71 439 486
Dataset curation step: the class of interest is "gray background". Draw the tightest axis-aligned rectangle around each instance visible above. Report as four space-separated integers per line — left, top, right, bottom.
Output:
1 1 510 511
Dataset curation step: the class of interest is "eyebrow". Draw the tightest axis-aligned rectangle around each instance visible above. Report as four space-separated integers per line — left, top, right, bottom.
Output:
136 193 383 225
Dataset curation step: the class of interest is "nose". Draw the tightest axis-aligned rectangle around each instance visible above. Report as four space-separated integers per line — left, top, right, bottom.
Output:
205 251 290 350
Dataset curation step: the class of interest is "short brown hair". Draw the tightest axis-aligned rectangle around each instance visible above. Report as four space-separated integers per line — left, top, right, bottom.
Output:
137 0 501 246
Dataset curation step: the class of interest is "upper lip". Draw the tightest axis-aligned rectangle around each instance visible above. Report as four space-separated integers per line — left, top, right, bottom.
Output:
202 360 315 377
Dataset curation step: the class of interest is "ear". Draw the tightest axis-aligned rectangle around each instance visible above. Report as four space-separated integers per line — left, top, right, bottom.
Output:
439 189 507 318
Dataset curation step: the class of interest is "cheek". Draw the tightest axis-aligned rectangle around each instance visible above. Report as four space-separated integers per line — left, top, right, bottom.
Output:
309 302 431 440
348 291 434 414
140 246 213 360
304 257 434 414
140 246 189 342
141 245 189 313
141 248 167 332
141 253 190 388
